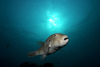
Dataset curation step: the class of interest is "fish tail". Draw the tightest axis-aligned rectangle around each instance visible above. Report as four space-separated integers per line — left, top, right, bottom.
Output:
28 51 38 57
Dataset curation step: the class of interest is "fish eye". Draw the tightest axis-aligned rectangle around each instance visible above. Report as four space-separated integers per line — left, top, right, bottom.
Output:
54 34 56 36
64 38 68 40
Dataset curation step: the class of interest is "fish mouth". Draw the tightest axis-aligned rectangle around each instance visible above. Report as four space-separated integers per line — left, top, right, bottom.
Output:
67 39 69 42
64 37 69 43
64 38 68 40
66 38 69 43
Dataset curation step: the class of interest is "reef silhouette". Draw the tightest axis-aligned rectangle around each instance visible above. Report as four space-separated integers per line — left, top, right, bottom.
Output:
19 62 53 67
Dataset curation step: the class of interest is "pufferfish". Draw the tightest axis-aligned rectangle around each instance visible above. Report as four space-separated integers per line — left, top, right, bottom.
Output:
28 33 69 60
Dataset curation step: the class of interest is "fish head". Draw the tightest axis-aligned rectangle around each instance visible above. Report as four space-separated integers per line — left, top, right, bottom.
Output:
52 33 69 47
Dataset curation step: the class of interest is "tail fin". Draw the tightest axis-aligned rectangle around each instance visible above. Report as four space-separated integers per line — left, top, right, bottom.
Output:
28 51 37 57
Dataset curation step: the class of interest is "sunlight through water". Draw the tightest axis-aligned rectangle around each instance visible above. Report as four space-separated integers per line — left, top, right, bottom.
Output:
47 11 61 31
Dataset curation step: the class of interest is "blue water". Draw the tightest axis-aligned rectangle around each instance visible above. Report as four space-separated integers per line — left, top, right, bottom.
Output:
0 0 100 67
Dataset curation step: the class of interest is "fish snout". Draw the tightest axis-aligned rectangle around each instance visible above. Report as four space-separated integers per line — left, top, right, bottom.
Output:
63 35 68 41
63 36 69 44
64 37 68 40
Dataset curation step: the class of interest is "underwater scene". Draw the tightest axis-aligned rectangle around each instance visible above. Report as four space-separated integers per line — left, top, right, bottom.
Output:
0 0 100 67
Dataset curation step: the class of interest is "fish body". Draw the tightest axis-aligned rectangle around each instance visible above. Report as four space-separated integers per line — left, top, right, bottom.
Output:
28 33 69 60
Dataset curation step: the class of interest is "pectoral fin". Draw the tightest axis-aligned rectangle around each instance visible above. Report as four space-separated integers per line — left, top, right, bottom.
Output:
42 55 46 61
49 44 51 48
45 41 51 48
60 49 63 52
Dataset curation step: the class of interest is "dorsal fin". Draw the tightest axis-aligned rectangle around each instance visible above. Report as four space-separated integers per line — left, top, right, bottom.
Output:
37 41 44 47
